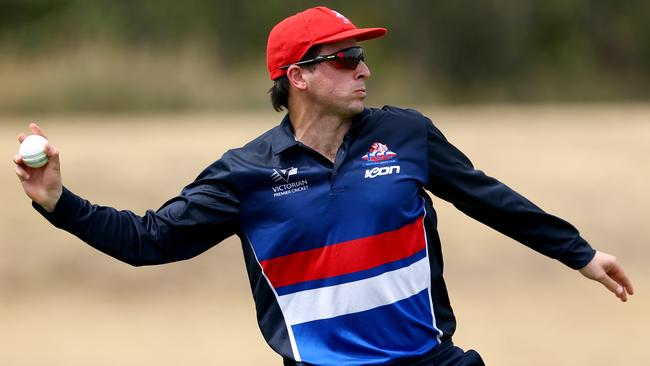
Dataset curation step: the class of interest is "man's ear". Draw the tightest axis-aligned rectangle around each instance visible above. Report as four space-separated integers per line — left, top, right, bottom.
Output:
286 65 308 90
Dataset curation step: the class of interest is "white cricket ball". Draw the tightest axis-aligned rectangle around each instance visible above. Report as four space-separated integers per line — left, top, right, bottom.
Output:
19 135 49 168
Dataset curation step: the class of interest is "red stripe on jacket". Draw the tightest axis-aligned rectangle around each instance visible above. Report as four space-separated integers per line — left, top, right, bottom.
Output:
260 218 426 288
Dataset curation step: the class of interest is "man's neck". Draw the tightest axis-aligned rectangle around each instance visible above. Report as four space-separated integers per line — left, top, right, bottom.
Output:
289 108 353 163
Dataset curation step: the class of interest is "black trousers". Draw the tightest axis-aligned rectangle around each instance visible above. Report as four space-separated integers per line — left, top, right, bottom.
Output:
404 340 484 366
283 340 485 366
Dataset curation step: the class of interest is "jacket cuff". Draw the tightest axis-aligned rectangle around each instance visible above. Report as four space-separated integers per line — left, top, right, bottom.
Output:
560 236 596 269
32 186 81 229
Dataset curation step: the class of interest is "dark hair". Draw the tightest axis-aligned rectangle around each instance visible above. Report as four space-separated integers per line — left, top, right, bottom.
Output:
269 45 321 112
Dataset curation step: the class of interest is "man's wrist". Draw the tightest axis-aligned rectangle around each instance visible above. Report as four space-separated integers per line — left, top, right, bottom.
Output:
40 188 63 213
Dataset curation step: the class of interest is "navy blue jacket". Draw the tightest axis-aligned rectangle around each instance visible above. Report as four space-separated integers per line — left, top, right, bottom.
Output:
35 106 595 366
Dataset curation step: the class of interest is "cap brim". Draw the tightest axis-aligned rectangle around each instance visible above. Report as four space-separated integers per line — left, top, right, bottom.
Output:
315 27 387 46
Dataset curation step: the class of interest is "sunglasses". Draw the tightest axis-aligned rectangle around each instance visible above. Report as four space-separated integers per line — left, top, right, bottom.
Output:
280 46 365 70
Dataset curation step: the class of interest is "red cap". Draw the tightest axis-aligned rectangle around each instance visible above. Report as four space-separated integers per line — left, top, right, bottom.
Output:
266 6 387 80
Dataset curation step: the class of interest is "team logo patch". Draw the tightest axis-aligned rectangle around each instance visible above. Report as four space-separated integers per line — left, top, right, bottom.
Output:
362 142 397 163
271 167 297 183
271 167 309 197
361 142 401 178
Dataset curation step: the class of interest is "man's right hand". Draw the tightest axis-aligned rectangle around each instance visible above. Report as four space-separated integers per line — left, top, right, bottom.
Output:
13 123 63 213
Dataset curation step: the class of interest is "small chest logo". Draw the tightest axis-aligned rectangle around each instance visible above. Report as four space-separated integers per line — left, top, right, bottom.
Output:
271 167 297 183
362 142 397 163
271 167 309 197
362 142 401 179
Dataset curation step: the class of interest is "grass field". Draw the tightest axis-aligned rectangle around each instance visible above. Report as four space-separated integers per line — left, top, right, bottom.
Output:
1 104 648 365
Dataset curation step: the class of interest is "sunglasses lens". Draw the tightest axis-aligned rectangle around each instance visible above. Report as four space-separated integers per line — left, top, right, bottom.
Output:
333 47 364 69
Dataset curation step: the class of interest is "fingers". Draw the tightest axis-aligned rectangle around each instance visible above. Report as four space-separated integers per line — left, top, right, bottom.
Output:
18 122 45 144
17 123 46 144
15 164 30 181
615 266 634 295
45 142 58 157
580 251 634 302
13 153 31 181
29 122 47 138
597 270 627 302
608 264 634 299
603 259 633 302
44 143 60 169
616 286 628 302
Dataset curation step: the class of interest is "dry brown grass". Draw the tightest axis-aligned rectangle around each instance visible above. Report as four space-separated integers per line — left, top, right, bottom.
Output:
1 104 648 365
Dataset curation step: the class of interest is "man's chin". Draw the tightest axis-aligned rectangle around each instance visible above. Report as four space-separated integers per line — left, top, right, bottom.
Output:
332 100 365 119
350 100 365 114
342 104 364 119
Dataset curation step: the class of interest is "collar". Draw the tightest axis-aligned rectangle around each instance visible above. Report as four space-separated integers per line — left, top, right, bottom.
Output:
271 114 299 155
271 108 370 155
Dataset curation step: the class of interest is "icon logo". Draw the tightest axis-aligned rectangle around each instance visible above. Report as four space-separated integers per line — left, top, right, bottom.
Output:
364 165 401 179
271 167 297 183
362 142 397 163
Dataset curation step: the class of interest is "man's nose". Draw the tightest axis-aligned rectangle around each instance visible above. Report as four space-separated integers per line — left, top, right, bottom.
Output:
355 60 371 80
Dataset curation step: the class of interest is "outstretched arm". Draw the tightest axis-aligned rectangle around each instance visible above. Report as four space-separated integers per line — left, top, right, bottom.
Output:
423 118 634 302
13 123 240 266
579 251 634 302
14 123 62 212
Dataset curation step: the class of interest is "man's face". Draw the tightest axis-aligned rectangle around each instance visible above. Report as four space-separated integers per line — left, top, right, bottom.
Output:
301 39 371 118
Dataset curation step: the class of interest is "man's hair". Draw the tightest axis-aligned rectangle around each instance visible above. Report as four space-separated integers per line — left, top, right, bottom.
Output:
269 45 321 112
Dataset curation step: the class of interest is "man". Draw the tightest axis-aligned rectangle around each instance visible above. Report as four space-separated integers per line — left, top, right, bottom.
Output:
14 6 633 366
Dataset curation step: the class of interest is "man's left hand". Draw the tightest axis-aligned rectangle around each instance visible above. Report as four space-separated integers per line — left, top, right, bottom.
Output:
579 251 634 302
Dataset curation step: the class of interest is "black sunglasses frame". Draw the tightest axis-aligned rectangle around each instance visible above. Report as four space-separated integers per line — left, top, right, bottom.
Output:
279 46 365 70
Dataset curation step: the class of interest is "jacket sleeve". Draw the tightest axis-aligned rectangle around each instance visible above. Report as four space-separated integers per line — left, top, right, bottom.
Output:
424 119 595 269
33 159 240 266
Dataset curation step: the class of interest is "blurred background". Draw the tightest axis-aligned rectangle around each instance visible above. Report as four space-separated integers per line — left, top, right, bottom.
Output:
2 0 650 111
1 1 648 365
